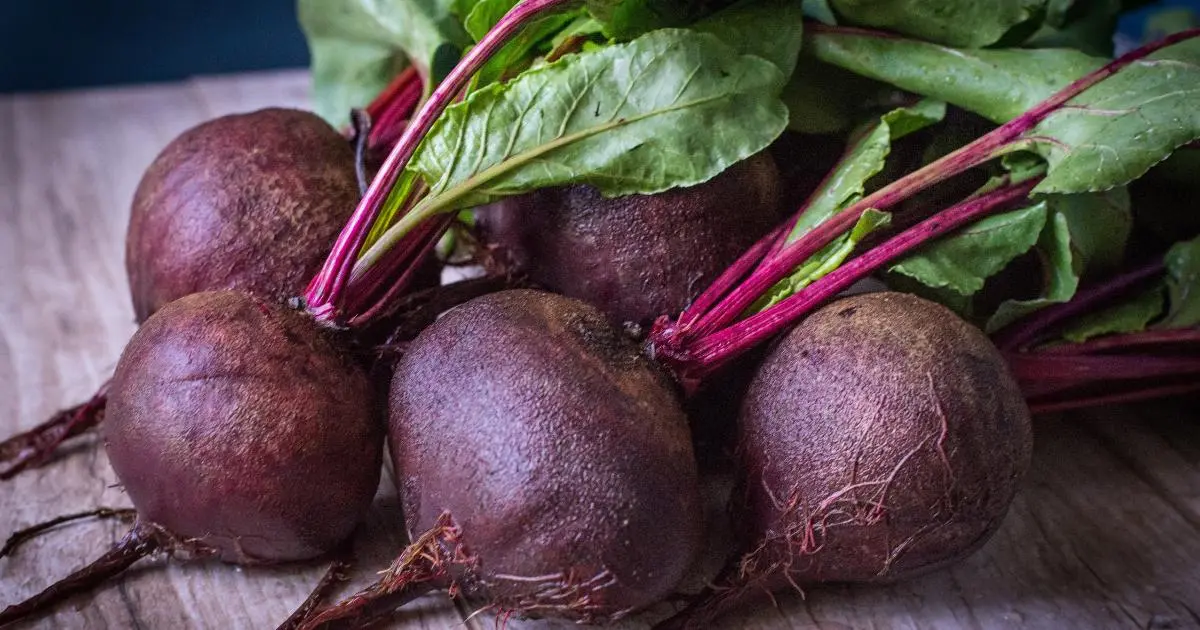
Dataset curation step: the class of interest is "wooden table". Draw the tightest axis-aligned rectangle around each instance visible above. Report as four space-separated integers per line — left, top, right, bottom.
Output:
1 71 1198 630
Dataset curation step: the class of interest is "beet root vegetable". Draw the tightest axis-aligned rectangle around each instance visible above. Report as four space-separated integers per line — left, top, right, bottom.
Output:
477 152 783 327
2 107 371 481
125 107 362 322
662 292 1033 628
0 291 383 626
299 290 703 628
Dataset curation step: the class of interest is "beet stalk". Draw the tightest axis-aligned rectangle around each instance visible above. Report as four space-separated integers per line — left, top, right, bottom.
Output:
291 17 1200 630
994 256 1200 413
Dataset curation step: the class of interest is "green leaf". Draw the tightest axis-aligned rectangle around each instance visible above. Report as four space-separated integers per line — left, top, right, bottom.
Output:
753 209 893 312
981 187 1130 331
1030 37 1200 194
827 0 1047 48
585 0 708 39
1161 235 1200 328
988 209 1078 331
463 0 583 86
803 0 838 24
781 53 889 134
451 0 480 19
891 202 1048 295
808 27 1104 124
299 0 472 124
1024 0 1120 57
408 28 788 215
692 0 805 78
787 100 946 243
1059 286 1165 342
1044 186 1132 273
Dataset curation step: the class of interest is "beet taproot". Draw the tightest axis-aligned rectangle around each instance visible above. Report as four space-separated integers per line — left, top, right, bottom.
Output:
1 291 383 625
298 290 703 627
660 292 1032 628
125 108 361 323
477 153 783 327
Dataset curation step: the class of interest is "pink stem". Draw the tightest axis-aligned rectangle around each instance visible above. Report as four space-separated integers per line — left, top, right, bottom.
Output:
346 216 455 328
993 260 1166 351
1007 354 1200 385
666 27 1200 347
369 76 424 151
304 0 577 324
670 223 786 333
1037 327 1200 356
365 66 421 122
1027 381 1200 415
668 135 866 340
659 179 1038 388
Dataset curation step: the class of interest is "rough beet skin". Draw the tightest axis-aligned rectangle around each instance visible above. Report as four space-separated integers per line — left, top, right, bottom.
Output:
477 153 783 327
125 108 360 323
106 291 382 562
735 292 1032 585
388 289 703 621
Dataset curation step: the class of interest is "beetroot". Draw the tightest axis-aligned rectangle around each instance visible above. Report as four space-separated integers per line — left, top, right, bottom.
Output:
662 292 1032 627
0 291 382 624
2 108 366 481
300 289 703 627
477 153 783 327
125 108 361 323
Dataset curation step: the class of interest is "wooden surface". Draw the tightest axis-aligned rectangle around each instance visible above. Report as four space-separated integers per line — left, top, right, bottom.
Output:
1 71 1198 630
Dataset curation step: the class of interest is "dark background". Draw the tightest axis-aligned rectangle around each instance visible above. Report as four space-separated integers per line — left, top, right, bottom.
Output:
2 0 1199 94
0 1 309 93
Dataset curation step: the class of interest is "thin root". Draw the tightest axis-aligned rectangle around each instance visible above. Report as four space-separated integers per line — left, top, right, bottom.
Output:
276 542 356 630
298 513 464 630
1 383 109 480
1 507 137 558
0 522 163 627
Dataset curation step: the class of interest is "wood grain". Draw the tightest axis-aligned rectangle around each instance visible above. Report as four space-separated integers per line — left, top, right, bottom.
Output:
1 71 1198 630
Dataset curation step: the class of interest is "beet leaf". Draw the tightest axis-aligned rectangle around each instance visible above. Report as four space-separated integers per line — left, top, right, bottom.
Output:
826 0 1046 47
299 0 471 124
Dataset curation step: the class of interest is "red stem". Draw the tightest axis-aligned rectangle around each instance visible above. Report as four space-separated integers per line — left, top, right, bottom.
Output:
669 223 787 333
1037 327 1200 356
658 179 1038 387
304 0 576 325
368 74 424 151
364 66 421 122
656 27 1200 353
1027 381 1200 415
345 215 456 328
993 260 1166 352
1007 354 1200 385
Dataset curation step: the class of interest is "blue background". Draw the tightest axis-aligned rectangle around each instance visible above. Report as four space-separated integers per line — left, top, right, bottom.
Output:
1 0 1199 93
0 1 309 93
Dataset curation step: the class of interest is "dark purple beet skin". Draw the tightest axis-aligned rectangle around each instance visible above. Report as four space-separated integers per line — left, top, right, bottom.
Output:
477 153 783 327
105 291 382 563
125 108 361 323
733 292 1033 587
388 289 703 621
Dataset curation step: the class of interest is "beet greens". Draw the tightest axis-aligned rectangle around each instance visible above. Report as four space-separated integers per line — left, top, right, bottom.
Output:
284 0 1200 627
